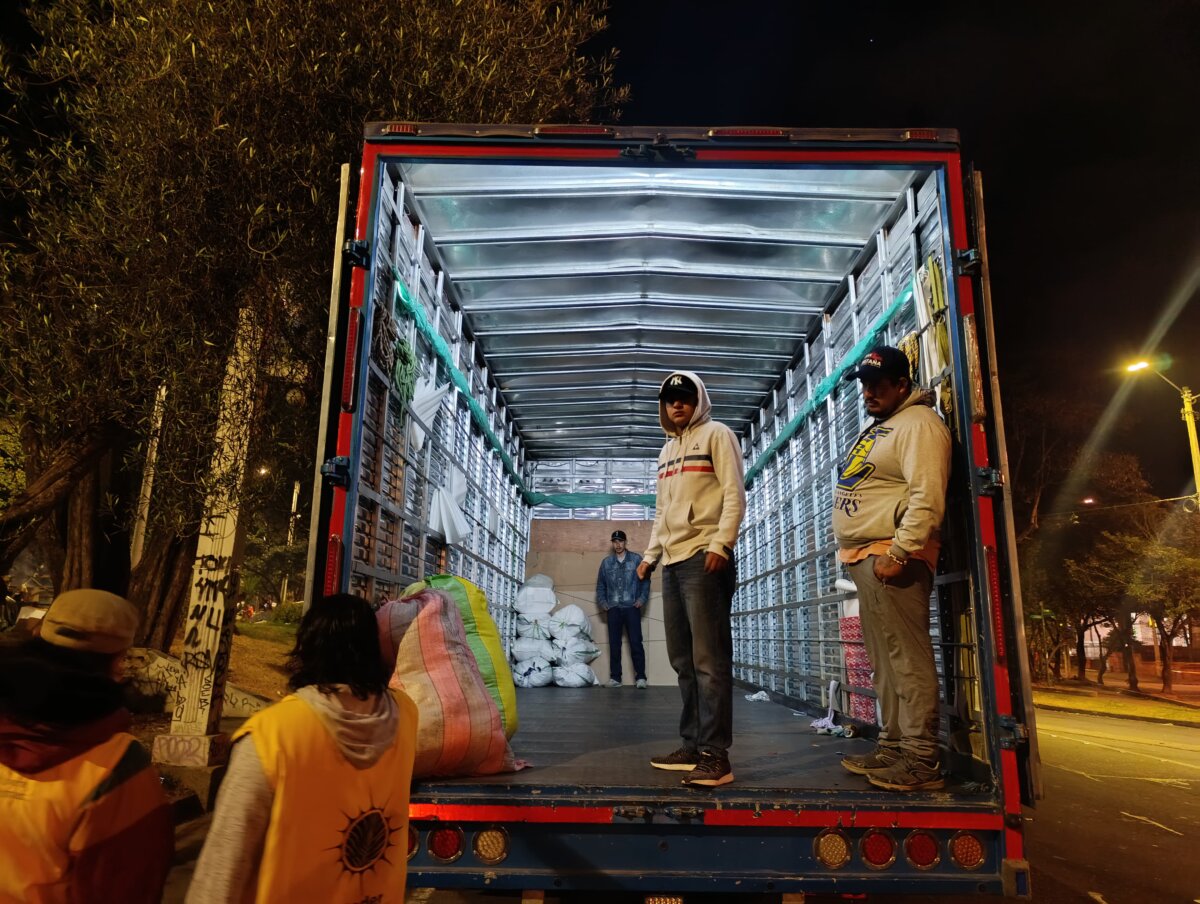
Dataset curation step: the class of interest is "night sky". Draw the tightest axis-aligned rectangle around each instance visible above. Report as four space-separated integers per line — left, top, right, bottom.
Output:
603 0 1200 496
3 2 1197 493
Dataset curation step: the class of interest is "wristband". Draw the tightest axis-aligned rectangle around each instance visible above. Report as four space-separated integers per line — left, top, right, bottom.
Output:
887 553 908 567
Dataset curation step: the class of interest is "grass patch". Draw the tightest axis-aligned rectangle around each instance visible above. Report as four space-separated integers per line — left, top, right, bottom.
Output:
1033 688 1200 723
236 622 298 645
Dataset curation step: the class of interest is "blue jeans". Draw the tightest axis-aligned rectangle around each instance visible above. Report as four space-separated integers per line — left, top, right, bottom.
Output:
662 551 735 756
605 606 646 682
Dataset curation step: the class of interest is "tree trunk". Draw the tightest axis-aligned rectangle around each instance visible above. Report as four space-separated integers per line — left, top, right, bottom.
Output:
1051 646 1063 681
1075 625 1087 681
129 529 200 652
1159 629 1174 692
61 468 96 591
1116 610 1139 691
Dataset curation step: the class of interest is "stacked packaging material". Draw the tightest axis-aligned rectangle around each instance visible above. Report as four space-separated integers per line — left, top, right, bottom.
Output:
512 575 601 688
839 615 877 723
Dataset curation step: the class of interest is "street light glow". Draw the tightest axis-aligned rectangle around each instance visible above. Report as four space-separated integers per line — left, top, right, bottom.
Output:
1126 361 1150 372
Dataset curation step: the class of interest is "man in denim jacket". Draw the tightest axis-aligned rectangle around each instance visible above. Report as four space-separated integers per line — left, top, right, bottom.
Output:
596 530 650 689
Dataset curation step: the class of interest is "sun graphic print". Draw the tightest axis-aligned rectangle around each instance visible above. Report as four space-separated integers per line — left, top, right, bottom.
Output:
332 801 401 878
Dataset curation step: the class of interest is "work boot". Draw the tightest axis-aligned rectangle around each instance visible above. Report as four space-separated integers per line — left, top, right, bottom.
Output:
650 747 699 771
683 751 734 787
866 752 944 792
840 745 901 776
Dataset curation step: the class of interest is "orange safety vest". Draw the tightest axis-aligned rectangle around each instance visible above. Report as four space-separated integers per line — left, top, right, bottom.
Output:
0 732 164 903
234 689 418 903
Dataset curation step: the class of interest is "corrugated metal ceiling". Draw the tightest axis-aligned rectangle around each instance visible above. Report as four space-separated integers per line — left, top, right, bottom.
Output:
393 160 921 459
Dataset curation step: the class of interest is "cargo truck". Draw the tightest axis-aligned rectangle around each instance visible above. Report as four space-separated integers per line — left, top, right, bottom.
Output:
306 124 1040 901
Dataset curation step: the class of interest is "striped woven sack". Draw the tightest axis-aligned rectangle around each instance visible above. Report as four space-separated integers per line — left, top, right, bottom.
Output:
378 589 516 778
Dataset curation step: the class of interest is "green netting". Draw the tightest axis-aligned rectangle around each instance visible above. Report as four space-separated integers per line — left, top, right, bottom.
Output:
392 272 912 508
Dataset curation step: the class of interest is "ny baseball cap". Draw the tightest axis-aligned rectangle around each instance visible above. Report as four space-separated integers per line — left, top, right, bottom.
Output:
611 530 627 542
843 345 912 383
40 588 140 655
659 373 698 401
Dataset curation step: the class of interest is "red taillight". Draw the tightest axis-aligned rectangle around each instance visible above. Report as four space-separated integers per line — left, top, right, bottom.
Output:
860 829 897 870
340 310 362 411
534 125 615 136
904 830 941 870
406 826 419 861
985 546 1007 658
949 831 986 870
323 535 343 597
813 828 852 869
903 129 941 141
428 826 465 863
707 127 789 138
380 123 418 135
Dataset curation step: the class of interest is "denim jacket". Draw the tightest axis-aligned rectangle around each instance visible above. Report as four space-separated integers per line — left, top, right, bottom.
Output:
596 552 650 610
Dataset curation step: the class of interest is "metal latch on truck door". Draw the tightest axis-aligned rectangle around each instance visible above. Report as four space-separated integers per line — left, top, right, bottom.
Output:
321 456 351 488
343 239 369 269
954 248 981 276
998 714 1029 750
977 466 1004 495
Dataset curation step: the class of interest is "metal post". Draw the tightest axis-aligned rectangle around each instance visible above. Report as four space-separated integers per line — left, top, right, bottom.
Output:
1179 386 1200 501
279 479 301 604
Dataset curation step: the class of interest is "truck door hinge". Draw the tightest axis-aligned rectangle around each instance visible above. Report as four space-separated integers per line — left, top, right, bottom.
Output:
321 456 351 488
998 714 1029 750
620 139 696 162
613 805 652 821
954 248 981 277
977 466 1004 495
663 806 703 822
343 239 370 269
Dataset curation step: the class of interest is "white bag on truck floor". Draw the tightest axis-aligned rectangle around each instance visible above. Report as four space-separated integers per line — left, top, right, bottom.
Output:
516 614 553 640
516 575 557 617
547 604 591 641
512 657 553 688
552 662 599 687
556 637 601 665
512 636 556 662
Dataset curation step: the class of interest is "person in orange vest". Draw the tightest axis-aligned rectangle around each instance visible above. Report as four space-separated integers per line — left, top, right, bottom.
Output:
187 593 418 903
0 588 172 902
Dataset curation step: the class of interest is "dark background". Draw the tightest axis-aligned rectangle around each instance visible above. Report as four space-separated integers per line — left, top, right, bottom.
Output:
602 0 1200 496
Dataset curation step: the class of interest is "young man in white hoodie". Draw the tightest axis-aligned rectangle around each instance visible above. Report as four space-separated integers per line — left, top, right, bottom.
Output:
188 594 417 902
637 371 746 787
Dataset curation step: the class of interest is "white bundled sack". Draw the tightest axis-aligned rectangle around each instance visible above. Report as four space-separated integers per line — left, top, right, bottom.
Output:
516 614 553 640
556 636 601 665
512 657 553 688
512 636 556 662
547 604 591 641
553 662 599 687
516 574 557 617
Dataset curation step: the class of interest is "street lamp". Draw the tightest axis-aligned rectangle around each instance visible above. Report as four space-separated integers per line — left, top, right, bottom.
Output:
1126 360 1200 500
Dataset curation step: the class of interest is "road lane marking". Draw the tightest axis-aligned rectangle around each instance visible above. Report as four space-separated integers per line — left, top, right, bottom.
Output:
1119 811 1184 836
1040 731 1200 771
1043 763 1195 789
1036 721 1200 754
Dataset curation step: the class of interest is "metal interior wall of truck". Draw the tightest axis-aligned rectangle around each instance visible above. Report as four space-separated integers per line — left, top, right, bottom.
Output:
349 153 989 778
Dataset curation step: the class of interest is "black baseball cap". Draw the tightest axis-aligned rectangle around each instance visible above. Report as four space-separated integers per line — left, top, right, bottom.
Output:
659 373 699 401
843 346 912 383
611 530 627 542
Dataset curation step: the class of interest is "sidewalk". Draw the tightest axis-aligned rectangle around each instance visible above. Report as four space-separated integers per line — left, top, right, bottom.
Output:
1032 666 1200 728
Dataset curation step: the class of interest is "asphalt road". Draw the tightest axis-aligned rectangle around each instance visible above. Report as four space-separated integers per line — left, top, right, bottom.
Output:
166 709 1200 903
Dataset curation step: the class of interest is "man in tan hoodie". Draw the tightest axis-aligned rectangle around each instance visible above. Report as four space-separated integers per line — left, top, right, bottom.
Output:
833 346 951 792
637 371 746 787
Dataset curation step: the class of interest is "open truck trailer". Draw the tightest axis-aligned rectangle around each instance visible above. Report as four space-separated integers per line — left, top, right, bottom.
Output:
307 124 1040 900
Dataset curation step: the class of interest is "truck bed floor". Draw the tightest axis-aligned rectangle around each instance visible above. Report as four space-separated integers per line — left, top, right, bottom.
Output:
412 687 992 809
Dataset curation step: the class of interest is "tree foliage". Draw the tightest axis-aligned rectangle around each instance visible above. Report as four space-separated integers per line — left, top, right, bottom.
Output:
0 0 627 644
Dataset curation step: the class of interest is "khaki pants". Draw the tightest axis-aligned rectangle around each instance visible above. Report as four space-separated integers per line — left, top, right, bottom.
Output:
848 556 939 761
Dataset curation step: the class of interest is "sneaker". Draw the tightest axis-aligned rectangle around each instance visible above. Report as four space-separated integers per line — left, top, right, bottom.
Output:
683 751 734 787
636 679 648 689
605 679 621 688
650 747 699 771
866 753 945 792
840 745 902 776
